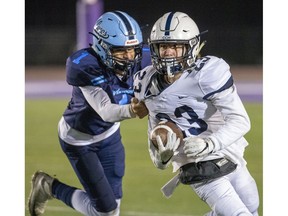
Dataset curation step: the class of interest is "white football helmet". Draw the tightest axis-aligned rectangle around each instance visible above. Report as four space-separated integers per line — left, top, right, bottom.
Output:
149 12 201 77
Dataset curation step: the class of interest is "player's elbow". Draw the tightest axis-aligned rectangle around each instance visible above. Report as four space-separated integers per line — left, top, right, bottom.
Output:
234 115 250 136
242 115 251 134
100 114 114 122
229 114 251 135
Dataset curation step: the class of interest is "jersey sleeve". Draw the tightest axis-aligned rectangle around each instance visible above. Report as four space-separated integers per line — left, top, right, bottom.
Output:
65 49 105 87
133 65 158 101
196 56 251 151
208 86 251 151
197 56 233 100
79 86 136 122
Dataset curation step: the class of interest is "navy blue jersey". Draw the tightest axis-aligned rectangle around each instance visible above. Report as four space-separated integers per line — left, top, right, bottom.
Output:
63 48 136 135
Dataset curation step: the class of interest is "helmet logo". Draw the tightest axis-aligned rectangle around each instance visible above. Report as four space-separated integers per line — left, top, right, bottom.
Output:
94 24 108 39
161 35 171 39
125 39 139 45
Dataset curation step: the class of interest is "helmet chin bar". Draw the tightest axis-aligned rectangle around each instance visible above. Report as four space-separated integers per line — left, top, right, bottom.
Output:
113 56 142 82
156 58 183 77
166 66 173 78
113 59 133 81
105 44 143 81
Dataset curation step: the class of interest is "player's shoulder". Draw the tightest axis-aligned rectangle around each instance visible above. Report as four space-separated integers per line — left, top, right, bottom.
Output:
189 55 231 80
189 55 233 96
67 48 102 72
66 48 104 86
133 65 157 99
194 55 230 73
134 65 155 82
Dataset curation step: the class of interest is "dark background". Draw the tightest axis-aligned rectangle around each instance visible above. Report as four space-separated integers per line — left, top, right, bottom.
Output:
25 0 263 65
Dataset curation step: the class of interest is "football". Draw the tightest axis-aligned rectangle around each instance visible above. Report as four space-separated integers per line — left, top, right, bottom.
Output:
150 120 183 150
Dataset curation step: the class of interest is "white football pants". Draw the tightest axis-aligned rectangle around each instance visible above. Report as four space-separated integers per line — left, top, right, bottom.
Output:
191 165 259 216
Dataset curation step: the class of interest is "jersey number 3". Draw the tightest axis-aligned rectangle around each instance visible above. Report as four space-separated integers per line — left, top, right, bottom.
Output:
156 105 208 137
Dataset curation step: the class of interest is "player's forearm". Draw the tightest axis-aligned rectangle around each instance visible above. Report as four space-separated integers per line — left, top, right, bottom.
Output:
209 114 250 151
80 86 135 122
98 103 135 122
209 87 250 151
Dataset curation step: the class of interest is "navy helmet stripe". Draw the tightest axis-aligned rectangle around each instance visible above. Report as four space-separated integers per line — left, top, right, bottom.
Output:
113 11 135 40
165 12 175 36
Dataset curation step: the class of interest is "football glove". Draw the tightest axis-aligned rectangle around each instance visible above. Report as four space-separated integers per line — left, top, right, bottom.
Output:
183 137 214 158
156 131 180 163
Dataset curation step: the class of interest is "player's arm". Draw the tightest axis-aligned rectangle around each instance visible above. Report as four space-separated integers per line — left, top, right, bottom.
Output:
207 85 250 150
80 86 146 122
200 57 250 150
184 85 250 158
184 57 250 157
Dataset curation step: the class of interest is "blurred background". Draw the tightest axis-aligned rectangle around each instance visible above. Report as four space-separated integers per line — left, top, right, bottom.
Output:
26 0 262 66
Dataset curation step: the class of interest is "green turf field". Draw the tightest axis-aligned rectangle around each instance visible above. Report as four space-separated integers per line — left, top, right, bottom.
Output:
25 99 263 216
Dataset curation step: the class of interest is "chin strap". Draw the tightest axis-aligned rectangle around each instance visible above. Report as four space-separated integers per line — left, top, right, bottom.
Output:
196 40 207 58
195 29 208 58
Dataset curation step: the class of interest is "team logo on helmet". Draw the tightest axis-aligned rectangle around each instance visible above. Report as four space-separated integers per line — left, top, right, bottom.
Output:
94 22 108 39
161 35 171 39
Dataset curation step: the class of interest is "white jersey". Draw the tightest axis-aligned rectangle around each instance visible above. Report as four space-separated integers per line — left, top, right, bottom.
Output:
133 56 251 172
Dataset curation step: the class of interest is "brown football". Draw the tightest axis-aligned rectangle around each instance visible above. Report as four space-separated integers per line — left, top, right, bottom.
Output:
150 121 183 150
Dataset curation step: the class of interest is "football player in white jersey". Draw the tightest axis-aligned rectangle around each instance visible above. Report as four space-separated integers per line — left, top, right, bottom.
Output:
133 12 259 216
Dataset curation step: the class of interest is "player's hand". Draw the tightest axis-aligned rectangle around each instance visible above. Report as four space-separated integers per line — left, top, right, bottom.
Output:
183 137 214 158
157 131 180 163
130 97 148 119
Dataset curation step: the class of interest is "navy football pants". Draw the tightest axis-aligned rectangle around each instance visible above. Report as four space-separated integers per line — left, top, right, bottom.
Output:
58 129 125 212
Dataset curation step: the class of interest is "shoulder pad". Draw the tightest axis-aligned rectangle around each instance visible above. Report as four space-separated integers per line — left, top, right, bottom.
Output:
66 48 105 86
194 56 233 99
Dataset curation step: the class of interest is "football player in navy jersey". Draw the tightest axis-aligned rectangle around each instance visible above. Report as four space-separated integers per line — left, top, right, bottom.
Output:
28 11 148 216
134 12 259 215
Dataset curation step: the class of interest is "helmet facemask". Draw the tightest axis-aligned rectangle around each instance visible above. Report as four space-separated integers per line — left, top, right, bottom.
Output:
149 36 200 78
106 44 143 81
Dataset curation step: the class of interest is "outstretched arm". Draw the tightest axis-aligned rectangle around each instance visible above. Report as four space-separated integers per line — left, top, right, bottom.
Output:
80 86 147 122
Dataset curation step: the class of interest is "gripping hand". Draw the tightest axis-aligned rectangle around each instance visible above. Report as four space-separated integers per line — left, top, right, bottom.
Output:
130 97 148 119
183 137 214 158
157 131 180 163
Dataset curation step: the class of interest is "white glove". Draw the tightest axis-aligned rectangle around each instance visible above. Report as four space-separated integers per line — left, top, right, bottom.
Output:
156 131 180 163
183 137 214 158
